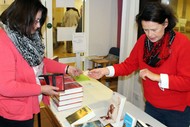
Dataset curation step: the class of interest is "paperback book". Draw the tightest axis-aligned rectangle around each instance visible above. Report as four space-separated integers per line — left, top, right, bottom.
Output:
123 112 136 127
135 120 149 127
74 120 104 127
99 92 126 126
66 105 96 127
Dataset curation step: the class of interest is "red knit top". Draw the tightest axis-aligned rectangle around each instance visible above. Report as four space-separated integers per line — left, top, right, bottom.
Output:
113 32 190 111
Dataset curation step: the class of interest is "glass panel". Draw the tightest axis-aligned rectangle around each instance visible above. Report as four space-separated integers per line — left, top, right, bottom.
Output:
52 0 83 58
164 0 190 39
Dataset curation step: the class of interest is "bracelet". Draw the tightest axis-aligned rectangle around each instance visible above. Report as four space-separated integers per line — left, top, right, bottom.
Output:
66 65 69 74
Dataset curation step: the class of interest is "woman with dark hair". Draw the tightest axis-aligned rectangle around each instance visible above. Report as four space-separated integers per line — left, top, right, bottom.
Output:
88 2 190 127
0 0 82 126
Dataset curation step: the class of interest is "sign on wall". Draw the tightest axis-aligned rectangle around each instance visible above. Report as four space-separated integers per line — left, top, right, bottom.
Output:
56 0 75 8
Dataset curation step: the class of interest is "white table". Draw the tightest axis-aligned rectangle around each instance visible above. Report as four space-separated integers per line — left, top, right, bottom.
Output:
45 78 166 127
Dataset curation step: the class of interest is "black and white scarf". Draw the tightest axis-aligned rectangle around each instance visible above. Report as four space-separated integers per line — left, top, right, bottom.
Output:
0 22 45 67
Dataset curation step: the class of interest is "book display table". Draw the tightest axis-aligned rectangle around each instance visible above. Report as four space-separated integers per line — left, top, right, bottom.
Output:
44 78 166 127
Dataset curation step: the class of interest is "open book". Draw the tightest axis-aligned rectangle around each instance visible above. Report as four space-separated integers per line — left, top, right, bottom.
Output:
100 92 126 126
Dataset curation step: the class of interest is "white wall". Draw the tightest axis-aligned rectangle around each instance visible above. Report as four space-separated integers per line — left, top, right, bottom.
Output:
87 0 118 56
117 0 145 110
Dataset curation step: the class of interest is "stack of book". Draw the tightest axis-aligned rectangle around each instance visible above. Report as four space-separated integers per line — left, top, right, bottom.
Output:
51 74 83 111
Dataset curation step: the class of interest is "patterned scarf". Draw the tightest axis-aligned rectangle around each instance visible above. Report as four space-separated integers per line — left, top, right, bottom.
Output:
143 30 175 67
0 22 45 67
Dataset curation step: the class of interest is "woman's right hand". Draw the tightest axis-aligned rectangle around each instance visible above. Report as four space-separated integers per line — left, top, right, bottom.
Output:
41 85 59 96
88 68 109 79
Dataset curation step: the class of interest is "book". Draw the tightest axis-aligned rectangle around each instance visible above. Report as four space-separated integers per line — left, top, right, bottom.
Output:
51 99 82 111
66 105 96 127
56 92 83 101
74 120 104 127
135 120 149 127
104 123 114 127
38 73 64 91
123 112 136 127
73 74 90 82
52 95 83 106
59 82 83 96
64 75 76 84
100 92 126 126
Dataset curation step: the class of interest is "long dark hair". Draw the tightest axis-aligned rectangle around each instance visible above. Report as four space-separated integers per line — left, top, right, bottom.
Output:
136 2 177 32
0 0 47 38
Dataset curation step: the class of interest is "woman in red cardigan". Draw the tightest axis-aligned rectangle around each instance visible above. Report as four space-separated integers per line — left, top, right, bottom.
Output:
89 2 190 127
0 0 82 127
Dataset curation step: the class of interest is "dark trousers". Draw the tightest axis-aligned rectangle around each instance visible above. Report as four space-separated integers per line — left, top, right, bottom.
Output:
0 116 34 127
145 101 190 127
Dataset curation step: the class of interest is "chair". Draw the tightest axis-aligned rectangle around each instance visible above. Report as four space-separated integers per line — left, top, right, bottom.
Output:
91 47 120 86
91 47 120 68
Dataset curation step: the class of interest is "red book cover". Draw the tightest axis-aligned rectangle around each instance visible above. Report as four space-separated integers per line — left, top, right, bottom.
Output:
64 75 76 84
39 73 64 91
59 82 83 95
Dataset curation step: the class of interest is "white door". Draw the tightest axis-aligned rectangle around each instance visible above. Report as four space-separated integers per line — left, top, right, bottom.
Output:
41 0 53 58
42 0 84 67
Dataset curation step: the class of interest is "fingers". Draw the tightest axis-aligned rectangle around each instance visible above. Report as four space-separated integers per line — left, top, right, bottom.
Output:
41 85 59 96
68 66 83 77
88 69 102 79
139 69 147 80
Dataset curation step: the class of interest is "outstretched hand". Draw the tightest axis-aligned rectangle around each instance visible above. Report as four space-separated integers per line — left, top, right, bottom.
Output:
88 68 109 79
68 66 83 77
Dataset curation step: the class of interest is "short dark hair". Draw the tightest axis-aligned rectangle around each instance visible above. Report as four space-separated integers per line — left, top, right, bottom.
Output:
0 0 47 38
136 2 177 32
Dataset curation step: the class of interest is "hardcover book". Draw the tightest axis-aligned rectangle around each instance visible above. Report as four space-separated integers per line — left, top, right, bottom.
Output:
55 92 83 101
100 92 126 126
64 75 76 84
51 99 82 111
74 120 104 127
39 73 64 91
51 96 83 106
59 82 83 96
66 105 96 127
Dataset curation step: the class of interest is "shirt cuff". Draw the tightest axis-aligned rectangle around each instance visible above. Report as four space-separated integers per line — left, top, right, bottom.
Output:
158 74 169 90
105 66 115 77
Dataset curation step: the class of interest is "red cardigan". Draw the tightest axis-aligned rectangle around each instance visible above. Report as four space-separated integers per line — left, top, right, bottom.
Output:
0 29 67 120
113 32 190 111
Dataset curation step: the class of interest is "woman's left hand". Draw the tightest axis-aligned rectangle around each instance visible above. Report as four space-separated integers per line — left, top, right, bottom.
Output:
139 68 160 82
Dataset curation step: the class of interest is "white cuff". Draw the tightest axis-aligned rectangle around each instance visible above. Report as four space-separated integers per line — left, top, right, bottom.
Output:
105 66 115 77
158 74 169 91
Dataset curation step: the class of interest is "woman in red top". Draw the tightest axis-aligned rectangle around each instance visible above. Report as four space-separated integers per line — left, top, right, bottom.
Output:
0 0 82 127
89 2 190 127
